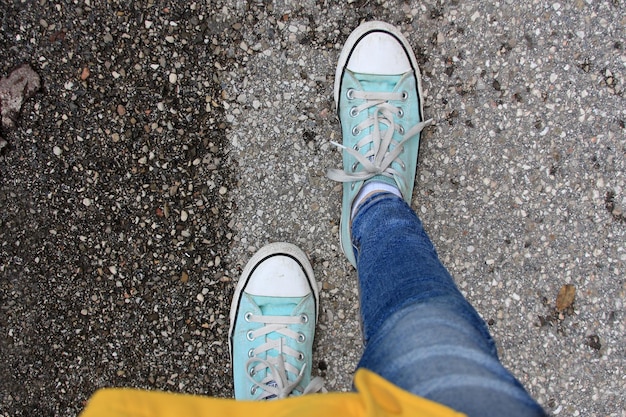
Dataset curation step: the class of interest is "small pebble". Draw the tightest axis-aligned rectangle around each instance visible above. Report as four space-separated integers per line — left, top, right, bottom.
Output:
80 67 90 80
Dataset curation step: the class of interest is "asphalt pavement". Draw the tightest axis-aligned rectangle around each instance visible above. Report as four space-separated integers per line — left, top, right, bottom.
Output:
1 1 624 416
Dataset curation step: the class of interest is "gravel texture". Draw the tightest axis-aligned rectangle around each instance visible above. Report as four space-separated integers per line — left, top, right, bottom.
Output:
1 1 624 416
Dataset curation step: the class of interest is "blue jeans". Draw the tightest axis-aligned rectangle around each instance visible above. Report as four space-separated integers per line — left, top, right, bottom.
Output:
352 193 546 417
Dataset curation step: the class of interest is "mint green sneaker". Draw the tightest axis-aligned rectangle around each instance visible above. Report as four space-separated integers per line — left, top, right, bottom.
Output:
229 242 324 400
327 21 433 267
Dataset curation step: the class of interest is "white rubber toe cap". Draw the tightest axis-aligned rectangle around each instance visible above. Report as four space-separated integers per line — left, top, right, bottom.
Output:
245 255 312 297
346 32 412 75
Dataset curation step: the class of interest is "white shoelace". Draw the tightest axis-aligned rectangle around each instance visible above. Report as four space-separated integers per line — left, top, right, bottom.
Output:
327 88 433 189
245 313 325 399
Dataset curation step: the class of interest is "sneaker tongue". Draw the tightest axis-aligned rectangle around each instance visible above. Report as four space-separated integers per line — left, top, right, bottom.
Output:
263 380 279 400
351 71 403 93
247 295 306 391
249 295 302 316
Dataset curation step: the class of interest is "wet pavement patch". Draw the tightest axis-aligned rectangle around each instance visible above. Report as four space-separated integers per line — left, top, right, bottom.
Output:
1 2 238 414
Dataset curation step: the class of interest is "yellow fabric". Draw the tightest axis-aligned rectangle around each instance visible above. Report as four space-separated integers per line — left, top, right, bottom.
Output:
80 369 465 417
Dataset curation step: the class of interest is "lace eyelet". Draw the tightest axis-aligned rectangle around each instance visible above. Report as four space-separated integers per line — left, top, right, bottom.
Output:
250 385 258 395
244 312 253 322
249 367 256 377
401 91 408 101
353 144 359 151
351 183 356 190
352 126 360 136
351 162 358 172
398 125 405 135
246 331 255 341
300 314 309 323
346 88 355 99
297 352 305 361
297 333 306 343
349 106 359 117
397 108 404 118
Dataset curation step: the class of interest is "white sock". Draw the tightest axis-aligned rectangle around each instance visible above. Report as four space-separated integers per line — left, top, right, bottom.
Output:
351 181 401 219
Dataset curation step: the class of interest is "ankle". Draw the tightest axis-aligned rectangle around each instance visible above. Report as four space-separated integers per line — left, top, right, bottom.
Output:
351 181 401 219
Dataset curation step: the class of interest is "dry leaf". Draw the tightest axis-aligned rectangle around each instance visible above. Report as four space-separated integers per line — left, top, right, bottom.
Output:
0 64 41 129
556 284 576 311
180 271 189 283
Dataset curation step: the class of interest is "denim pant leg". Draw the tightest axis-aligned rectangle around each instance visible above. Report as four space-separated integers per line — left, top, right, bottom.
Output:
351 193 546 417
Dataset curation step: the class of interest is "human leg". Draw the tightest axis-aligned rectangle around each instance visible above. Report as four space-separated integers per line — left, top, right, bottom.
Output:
328 21 546 416
352 194 546 417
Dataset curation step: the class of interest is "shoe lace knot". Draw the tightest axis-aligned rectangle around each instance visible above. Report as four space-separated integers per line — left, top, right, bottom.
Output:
327 86 433 190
